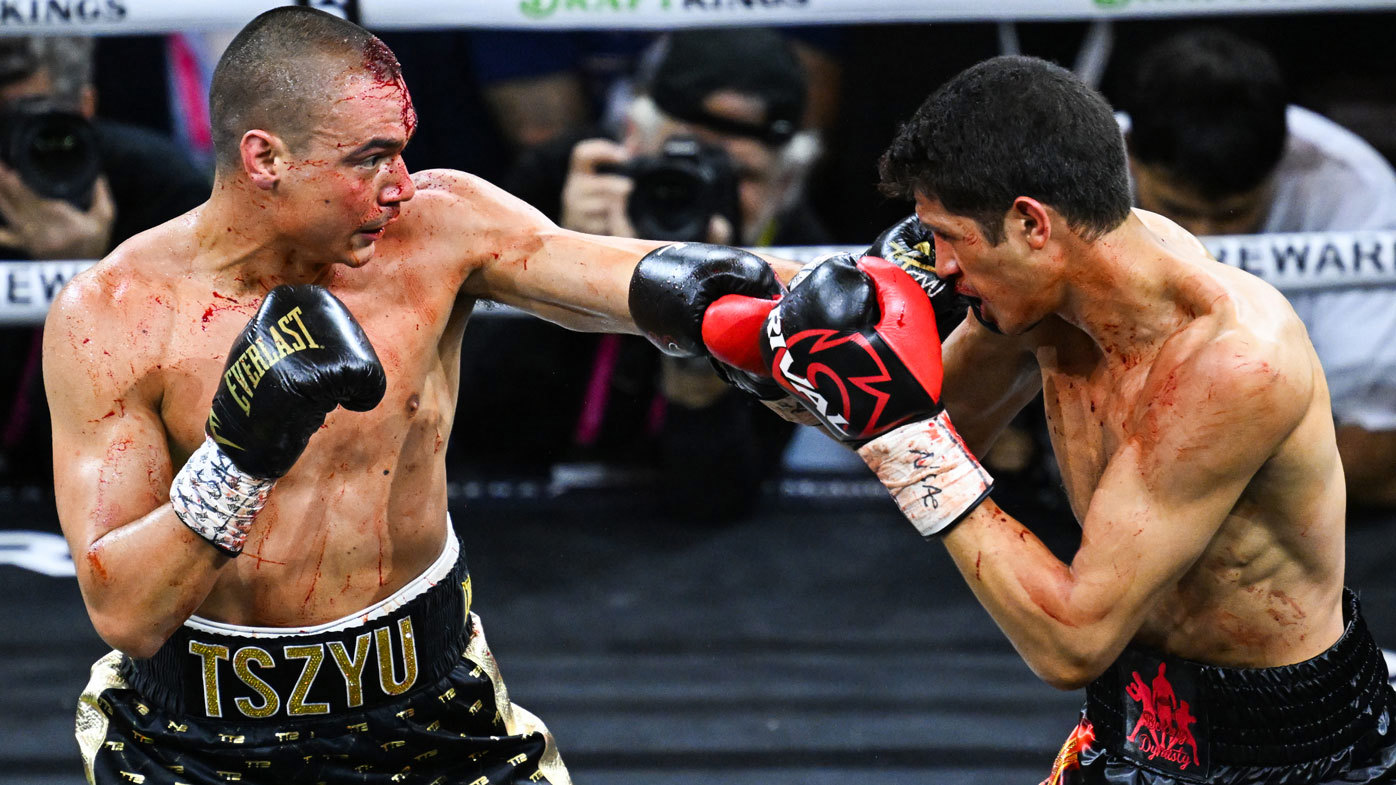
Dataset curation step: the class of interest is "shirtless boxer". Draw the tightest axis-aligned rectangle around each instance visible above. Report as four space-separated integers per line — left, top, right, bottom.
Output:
631 56 1396 784
765 56 1396 784
39 8 784 784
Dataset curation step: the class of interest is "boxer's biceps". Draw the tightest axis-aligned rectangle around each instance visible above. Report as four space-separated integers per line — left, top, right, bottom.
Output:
471 226 664 333
53 397 173 548
46 340 168 531
1069 404 1271 637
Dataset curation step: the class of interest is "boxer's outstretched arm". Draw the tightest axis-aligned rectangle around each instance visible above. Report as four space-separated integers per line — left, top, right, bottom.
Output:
491 224 663 333
489 228 804 334
939 334 1314 689
415 168 656 333
424 168 800 334
45 275 224 659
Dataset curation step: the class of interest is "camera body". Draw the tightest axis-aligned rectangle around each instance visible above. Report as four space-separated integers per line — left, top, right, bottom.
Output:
0 96 101 210
601 136 742 243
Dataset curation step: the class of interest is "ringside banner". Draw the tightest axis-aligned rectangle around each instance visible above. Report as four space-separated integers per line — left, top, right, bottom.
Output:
1205 231 1396 292
0 0 1391 34
4 231 1394 325
0 261 92 326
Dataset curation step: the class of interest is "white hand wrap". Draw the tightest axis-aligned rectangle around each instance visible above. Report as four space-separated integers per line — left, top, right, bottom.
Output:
856 411 994 538
169 437 275 556
759 395 823 427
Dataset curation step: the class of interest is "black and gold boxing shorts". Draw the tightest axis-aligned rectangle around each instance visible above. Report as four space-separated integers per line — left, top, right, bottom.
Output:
1043 589 1396 785
75 534 570 785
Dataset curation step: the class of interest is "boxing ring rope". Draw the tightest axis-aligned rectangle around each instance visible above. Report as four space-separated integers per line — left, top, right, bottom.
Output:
1 230 1393 326
0 0 1393 35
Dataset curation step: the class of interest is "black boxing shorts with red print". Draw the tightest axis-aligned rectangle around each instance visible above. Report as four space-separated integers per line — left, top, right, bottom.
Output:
1042 589 1396 785
74 534 571 785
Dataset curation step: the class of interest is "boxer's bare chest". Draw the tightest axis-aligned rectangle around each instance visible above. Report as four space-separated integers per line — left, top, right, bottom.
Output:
1033 329 1153 521
148 271 467 624
1026 321 1342 664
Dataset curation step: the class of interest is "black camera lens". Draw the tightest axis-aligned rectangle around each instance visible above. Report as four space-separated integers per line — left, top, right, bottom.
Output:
623 136 742 244
0 101 101 209
635 165 709 238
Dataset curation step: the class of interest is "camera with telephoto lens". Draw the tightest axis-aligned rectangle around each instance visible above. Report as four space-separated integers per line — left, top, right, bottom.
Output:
0 96 101 210
598 136 742 243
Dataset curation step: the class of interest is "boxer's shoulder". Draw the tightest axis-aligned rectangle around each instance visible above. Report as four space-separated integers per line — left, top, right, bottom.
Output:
394 168 551 271
48 249 170 339
1180 274 1313 403
1135 207 1213 262
410 167 488 196
407 167 545 225
45 235 191 416
1139 312 1309 445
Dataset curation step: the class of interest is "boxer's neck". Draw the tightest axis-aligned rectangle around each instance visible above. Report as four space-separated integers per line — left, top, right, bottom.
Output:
193 181 342 292
1055 213 1199 358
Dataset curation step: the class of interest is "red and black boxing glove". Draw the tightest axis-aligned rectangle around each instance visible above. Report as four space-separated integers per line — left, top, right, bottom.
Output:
760 254 993 537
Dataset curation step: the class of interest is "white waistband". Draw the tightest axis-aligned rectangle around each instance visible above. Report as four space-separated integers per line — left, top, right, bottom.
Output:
183 525 459 639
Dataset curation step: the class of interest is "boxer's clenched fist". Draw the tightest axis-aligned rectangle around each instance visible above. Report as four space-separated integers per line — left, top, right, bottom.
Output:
760 254 945 444
171 286 386 555
629 243 788 400
865 215 944 298
761 254 992 536
207 285 386 479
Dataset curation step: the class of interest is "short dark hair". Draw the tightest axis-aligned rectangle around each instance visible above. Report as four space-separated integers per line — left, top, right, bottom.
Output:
879 55 1131 244
209 6 402 171
1124 28 1287 199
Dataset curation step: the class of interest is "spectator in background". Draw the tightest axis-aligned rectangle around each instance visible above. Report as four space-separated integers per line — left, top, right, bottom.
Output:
467 30 645 152
465 28 844 153
455 29 830 521
0 37 210 259
0 36 209 485
529 28 829 249
1119 27 1396 510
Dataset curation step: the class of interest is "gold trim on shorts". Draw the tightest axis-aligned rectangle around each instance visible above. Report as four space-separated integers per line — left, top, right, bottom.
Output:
76 611 570 785
76 649 127 785
464 611 571 785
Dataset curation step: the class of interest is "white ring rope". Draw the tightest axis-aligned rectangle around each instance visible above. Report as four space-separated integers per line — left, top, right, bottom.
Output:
3 230 1392 325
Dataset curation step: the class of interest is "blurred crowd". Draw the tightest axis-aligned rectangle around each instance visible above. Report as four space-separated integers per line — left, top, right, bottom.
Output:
1 13 1394 527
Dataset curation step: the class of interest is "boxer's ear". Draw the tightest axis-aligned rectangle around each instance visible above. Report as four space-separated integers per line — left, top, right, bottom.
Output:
240 130 283 190
1010 196 1051 251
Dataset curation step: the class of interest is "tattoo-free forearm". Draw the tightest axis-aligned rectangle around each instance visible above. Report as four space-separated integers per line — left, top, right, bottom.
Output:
76 505 230 659
940 499 1122 690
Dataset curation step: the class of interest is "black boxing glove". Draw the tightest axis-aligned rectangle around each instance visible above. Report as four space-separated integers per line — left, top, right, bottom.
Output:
865 215 974 333
761 255 992 537
629 243 786 399
206 285 386 477
865 215 945 297
170 285 387 555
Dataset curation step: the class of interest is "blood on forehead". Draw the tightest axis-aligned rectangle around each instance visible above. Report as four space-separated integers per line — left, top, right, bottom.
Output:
359 37 417 137
360 36 401 84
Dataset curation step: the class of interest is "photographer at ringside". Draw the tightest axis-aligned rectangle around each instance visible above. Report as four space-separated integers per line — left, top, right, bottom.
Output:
0 36 208 486
0 37 208 260
535 28 829 249
458 28 830 520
